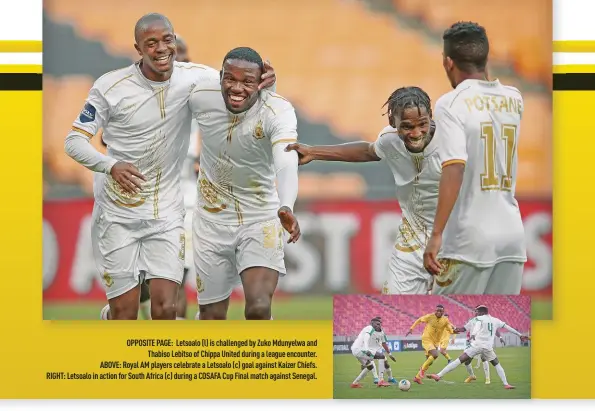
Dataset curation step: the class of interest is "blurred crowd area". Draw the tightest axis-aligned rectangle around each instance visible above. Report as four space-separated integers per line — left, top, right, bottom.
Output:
43 0 552 201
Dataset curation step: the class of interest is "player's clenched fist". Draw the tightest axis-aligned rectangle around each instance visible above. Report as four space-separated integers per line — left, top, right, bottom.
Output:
278 206 301 243
110 161 146 195
285 143 314 165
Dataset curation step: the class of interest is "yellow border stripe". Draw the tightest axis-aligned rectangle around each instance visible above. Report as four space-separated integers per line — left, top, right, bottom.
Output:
553 65 595 74
0 40 42 53
553 40 595 53
442 159 466 168
0 65 42 73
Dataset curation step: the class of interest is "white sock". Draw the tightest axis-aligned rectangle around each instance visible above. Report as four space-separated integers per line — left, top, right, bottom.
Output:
437 358 461 378
378 364 384 381
371 362 378 379
494 363 508 385
100 304 110 320
385 363 393 379
139 300 151 320
176 317 185 320
465 364 475 377
476 356 482 367
354 368 369 384
270 316 273 320
483 361 490 380
194 312 200 320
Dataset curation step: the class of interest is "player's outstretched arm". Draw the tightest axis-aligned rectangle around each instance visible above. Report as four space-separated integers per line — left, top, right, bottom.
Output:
285 142 380 165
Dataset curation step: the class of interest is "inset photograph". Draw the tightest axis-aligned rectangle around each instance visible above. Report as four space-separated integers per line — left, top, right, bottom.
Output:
333 295 531 399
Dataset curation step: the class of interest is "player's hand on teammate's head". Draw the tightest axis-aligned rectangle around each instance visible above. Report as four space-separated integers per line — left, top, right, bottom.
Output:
110 161 146 194
430 119 436 137
285 143 314 165
423 233 443 275
278 206 301 243
258 59 276 90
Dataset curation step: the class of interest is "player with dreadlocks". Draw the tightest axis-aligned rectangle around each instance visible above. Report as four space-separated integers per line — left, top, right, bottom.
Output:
286 86 443 294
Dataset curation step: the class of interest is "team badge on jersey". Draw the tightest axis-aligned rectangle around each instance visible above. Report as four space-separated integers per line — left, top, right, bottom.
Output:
196 274 204 293
79 103 96 123
253 119 265 139
102 272 114 288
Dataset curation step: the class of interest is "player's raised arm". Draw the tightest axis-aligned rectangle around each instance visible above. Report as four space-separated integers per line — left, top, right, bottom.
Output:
406 314 429 336
269 105 301 243
423 101 467 275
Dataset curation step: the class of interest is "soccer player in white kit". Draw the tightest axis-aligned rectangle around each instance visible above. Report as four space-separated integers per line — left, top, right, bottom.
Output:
350 317 396 388
65 14 277 320
429 305 528 389
188 47 301 320
286 86 438 294
423 22 527 294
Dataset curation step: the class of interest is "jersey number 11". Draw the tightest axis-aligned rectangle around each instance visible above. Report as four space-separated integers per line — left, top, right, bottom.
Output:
480 122 518 192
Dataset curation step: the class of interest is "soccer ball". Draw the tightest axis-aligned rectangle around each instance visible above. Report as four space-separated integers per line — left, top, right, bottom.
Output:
398 379 411 391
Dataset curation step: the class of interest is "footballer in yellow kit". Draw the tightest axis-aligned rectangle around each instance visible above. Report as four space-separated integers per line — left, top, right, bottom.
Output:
438 313 455 362
406 304 455 384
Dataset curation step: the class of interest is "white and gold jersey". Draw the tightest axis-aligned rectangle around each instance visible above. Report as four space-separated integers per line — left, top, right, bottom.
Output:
189 84 298 226
68 61 218 220
434 79 527 267
373 126 441 255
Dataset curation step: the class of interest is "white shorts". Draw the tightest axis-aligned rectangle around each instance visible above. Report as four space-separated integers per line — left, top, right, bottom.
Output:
431 260 524 295
464 345 497 362
352 349 374 366
91 206 185 300
382 247 433 295
193 214 286 305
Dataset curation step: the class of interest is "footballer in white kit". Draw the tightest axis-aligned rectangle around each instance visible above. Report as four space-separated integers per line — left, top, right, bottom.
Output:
429 305 527 389
287 87 439 294
350 317 396 388
65 14 278 320
424 22 527 295
188 47 301 320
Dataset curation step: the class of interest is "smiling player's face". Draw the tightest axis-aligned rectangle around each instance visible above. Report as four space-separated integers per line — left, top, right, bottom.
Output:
395 106 432 153
435 308 444 318
220 59 262 114
135 21 176 78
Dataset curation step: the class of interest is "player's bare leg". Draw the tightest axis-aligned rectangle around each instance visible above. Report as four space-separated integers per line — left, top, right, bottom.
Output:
489 358 514 389
240 267 278 320
463 357 477 383
198 297 230 320
429 352 471 382
373 353 390 387
176 270 189 320
107 284 142 320
148 278 179 320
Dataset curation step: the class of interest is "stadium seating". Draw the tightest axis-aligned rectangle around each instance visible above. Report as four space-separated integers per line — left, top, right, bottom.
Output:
392 0 551 84
44 0 551 198
333 295 531 337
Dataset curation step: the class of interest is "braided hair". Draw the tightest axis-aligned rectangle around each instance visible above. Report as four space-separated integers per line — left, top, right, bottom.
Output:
382 86 432 128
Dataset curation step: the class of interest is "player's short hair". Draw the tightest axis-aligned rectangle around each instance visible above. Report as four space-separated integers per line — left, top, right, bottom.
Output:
382 86 432 128
134 13 174 43
436 304 444 309
442 21 489 73
222 47 264 72
476 305 488 314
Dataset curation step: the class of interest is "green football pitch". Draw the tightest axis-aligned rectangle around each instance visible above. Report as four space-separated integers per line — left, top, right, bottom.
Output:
42 295 333 320
333 347 531 399
43 297 551 320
